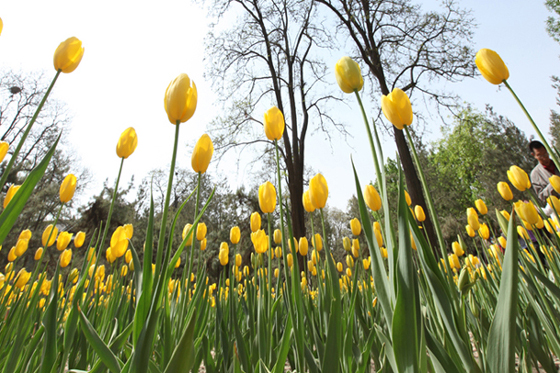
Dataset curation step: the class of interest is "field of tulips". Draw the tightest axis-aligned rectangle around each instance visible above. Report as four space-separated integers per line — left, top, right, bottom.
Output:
2 27 560 373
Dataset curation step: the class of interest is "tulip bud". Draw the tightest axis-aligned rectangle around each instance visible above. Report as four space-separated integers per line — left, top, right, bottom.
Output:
466 208 480 231
452 241 464 257
275 246 282 258
381 88 413 130
235 254 242 267
219 248 229 266
251 229 268 254
363 184 381 211
42 225 58 247
302 190 316 213
263 106 285 141
312 233 323 251
498 236 507 248
475 48 509 85
60 249 72 268
34 247 44 261
374 228 384 248
60 174 77 203
352 239 359 258
547 196 560 214
191 134 214 174
57 232 73 252
200 238 207 251
496 182 513 201
337 262 343 272
414 205 426 222
110 226 129 258
342 237 351 252
0 142 9 163
14 238 29 257
164 73 197 124
14 269 30 289
309 173 328 209
250 212 261 233
7 247 16 262
507 165 530 192
3 184 21 208
550 175 560 194
182 224 194 246
299 237 309 256
196 222 207 241
53 37 84 73
258 181 277 214
230 226 241 244
273 229 282 244
478 223 490 240
74 231 86 248
474 199 488 215
350 218 362 236
334 56 364 94
116 127 138 159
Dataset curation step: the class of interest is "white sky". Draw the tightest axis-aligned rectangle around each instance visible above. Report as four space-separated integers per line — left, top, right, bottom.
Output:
1 0 559 212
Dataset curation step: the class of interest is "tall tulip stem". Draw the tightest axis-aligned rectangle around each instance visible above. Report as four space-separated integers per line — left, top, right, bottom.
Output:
274 140 287 276
0 70 61 192
354 90 384 196
504 80 560 167
187 172 202 289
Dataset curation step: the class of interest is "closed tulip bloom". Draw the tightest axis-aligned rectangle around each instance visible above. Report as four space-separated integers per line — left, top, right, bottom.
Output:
312 233 323 251
352 239 360 258
34 247 44 261
263 106 285 141
500 210 511 221
514 201 539 226
364 184 381 211
0 18 3 36
273 229 282 244
219 243 229 266
53 37 84 73
116 127 138 159
125 249 132 264
474 199 488 215
466 208 480 231
251 229 269 254
299 237 309 256
106 247 116 264
414 205 426 222
42 225 58 247
478 223 490 240
196 222 207 241
74 231 86 248
60 174 77 203
235 253 242 267
7 247 16 262
507 166 531 192
350 218 362 236
548 196 560 213
465 225 475 237
497 182 513 201
164 73 198 124
14 238 29 256
288 237 299 254
381 88 413 130
452 241 464 257
230 226 241 244
121 265 129 277
334 56 364 94
192 134 214 173
250 212 261 233
182 224 194 246
200 238 207 251
258 181 277 213
60 249 72 268
110 226 129 258
275 246 282 258
0 142 8 163
302 190 316 213
475 48 509 85
57 232 73 252
286 253 293 268
374 228 384 248
14 269 30 289
3 184 20 208
309 173 328 209
550 175 560 194
343 236 351 252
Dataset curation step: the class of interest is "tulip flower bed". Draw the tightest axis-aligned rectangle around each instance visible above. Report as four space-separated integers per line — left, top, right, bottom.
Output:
1 29 560 373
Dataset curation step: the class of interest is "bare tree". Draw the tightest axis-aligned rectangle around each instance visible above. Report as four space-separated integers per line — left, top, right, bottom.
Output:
204 0 345 246
316 0 476 248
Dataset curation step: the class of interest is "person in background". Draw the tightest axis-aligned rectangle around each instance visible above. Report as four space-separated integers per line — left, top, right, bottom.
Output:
529 140 560 204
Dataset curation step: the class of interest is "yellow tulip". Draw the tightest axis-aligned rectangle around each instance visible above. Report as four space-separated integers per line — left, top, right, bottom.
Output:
125 249 132 264
299 237 309 256
352 239 359 258
497 182 513 201
7 247 16 262
350 218 362 236
106 247 116 264
374 228 383 248
286 253 293 268
478 223 490 240
219 243 229 266
42 225 58 247
60 174 77 203
466 208 480 231
364 184 381 211
275 246 282 258
250 212 261 233
124 224 133 239
60 249 72 268
0 142 9 163
381 88 413 130
110 226 129 258
550 175 560 194
200 238 207 251
474 199 488 215
312 233 322 251
164 73 197 124
230 226 241 244
334 56 363 94
74 231 86 248
116 127 138 159
414 205 426 222
514 200 539 226
363 257 371 270
288 237 299 254
452 241 464 257
547 196 560 214
498 236 507 248
3 184 20 208
346 255 354 268
0 18 3 36
251 229 269 254
175 256 181 268
196 222 207 241
14 269 30 289
404 191 412 206
337 262 343 272
34 247 43 261
258 181 277 214
474 48 509 85
235 254 242 267
302 190 316 213
191 134 214 173
56 232 73 252
343 236 351 252
309 173 328 209
500 210 511 221
121 265 129 277
14 238 29 257
507 165 530 192
53 37 84 73
263 106 285 141
182 223 194 246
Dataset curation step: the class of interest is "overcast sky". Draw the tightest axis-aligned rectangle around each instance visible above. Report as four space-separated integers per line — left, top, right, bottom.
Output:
1 0 559 212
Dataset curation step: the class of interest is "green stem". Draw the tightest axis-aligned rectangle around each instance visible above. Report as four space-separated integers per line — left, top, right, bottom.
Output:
354 90 384 196
274 140 288 282
504 80 560 167
187 172 202 293
0 70 61 192
155 122 181 280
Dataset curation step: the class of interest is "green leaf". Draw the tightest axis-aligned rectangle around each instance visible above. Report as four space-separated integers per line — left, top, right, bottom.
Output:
0 133 60 245
486 208 519 373
163 310 197 373
39 266 60 373
271 316 292 373
78 308 122 373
